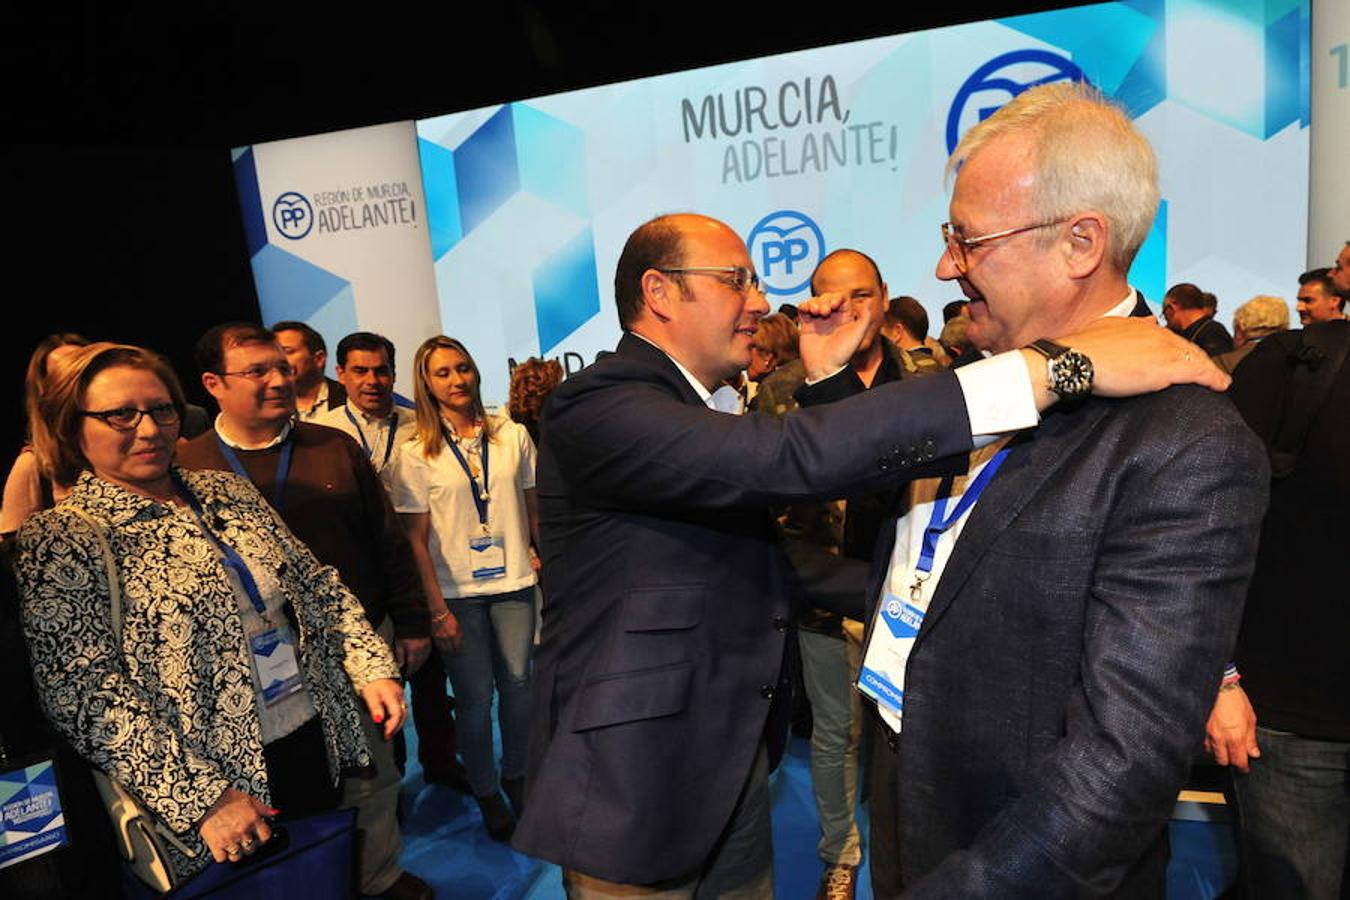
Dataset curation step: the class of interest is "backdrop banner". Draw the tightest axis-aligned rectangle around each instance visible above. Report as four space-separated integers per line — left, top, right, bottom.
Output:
233 121 440 398
238 0 1311 408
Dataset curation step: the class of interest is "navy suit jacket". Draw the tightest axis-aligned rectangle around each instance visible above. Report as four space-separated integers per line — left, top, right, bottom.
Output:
802 371 1269 896
512 333 975 883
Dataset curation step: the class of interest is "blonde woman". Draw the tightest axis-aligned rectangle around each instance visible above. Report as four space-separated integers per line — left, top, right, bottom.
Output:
391 336 539 841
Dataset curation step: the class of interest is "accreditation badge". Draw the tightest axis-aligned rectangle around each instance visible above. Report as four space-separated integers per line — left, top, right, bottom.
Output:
0 758 69 869
469 533 506 580
249 624 305 706
856 591 925 730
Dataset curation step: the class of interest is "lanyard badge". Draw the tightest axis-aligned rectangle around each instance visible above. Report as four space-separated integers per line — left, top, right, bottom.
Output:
857 448 1010 729
174 473 305 705
345 407 397 468
443 426 506 579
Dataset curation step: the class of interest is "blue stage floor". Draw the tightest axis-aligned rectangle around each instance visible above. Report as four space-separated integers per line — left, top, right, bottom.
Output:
399 717 1236 899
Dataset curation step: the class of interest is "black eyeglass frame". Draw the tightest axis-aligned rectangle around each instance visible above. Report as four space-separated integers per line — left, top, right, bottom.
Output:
79 404 182 432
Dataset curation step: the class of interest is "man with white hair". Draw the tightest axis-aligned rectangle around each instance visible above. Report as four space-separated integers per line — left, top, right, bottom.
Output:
799 82 1269 896
1216 295 1290 374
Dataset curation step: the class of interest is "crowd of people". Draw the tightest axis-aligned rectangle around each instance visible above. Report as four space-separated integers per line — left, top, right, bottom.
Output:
0 81 1345 900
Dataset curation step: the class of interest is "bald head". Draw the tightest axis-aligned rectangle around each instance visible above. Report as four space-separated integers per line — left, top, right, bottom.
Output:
614 214 743 329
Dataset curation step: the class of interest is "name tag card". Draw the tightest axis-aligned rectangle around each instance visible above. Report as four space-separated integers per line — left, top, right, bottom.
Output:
857 591 925 728
250 625 304 705
469 534 506 580
0 758 69 870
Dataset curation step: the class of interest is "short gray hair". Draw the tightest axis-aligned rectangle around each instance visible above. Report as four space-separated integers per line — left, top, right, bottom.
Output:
947 81 1159 272
1233 295 1289 336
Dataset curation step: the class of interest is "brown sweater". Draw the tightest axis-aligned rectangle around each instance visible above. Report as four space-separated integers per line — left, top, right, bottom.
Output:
177 422 429 638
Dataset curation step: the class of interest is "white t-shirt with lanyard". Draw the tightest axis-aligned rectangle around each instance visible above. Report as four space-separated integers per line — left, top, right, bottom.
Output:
390 414 537 599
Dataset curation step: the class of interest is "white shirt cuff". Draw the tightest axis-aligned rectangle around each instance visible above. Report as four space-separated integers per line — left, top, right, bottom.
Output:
803 364 849 386
953 351 1040 438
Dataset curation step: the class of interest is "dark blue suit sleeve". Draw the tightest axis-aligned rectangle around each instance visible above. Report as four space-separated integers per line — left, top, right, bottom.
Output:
544 361 973 512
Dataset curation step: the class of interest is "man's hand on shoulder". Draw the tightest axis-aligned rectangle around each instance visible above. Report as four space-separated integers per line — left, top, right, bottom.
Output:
797 291 875 381
1050 317 1230 401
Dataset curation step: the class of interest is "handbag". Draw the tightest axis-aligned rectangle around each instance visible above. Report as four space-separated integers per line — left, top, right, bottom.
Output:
66 505 198 893
119 808 358 899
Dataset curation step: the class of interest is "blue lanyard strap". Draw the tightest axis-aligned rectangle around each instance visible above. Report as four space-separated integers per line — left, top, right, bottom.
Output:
171 473 268 616
915 448 1010 575
344 407 397 468
442 425 490 526
215 433 293 513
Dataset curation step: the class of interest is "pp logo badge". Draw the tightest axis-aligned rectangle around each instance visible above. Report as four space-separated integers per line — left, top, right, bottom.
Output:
882 596 923 640
746 210 825 297
945 50 1087 154
272 191 314 240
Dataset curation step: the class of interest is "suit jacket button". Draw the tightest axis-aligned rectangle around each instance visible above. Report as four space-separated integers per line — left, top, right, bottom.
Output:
760 685 775 700
772 615 788 632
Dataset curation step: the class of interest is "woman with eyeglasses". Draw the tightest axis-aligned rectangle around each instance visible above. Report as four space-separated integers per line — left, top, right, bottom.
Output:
13 343 403 888
390 336 539 841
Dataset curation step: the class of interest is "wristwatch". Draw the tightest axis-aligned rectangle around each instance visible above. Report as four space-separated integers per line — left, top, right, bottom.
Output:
1026 339 1093 399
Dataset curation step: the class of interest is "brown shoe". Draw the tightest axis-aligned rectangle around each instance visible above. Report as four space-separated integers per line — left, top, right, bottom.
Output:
367 871 434 900
816 864 857 900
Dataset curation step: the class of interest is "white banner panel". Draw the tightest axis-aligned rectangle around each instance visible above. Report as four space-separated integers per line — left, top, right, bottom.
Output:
233 121 439 397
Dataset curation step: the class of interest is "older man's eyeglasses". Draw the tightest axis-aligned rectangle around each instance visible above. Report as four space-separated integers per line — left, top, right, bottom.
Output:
657 266 761 294
80 404 181 431
219 362 296 381
941 220 1067 275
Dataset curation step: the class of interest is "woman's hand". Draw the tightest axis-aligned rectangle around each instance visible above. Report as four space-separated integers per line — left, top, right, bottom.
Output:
361 678 407 740
430 608 462 655
198 787 277 863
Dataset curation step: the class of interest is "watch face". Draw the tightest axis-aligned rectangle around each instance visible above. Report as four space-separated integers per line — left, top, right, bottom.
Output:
1049 351 1093 398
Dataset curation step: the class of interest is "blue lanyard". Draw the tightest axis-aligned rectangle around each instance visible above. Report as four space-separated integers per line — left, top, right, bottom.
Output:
215 433 293 513
171 473 269 616
344 407 397 468
442 425 489 526
914 448 1010 581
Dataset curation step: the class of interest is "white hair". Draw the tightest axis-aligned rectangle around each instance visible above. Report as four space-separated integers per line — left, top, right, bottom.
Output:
947 81 1160 272
1233 294 1289 335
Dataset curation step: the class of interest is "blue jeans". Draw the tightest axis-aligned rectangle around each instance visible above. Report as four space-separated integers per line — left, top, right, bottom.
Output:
442 586 535 798
1231 726 1349 899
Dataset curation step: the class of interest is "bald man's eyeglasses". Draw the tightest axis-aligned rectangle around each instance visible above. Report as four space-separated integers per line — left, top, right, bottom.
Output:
658 266 761 294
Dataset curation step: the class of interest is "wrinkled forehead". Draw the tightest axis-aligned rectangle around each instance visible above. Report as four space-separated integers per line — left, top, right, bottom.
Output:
949 136 1037 228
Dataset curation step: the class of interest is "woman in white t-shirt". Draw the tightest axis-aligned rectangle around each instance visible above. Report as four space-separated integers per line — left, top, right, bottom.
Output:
391 336 539 842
